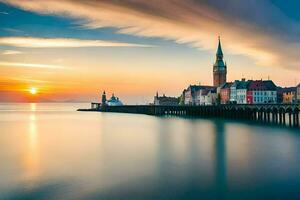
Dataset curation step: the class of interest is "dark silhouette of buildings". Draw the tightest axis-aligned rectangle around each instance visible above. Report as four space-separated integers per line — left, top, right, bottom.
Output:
154 92 179 106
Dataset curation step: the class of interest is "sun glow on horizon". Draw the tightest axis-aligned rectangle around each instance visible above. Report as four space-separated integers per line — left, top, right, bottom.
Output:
29 87 38 95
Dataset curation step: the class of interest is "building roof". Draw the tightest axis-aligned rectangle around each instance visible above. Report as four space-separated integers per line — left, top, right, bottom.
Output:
154 95 179 105
247 80 277 91
186 85 216 92
239 81 250 89
107 94 121 102
232 80 250 89
277 87 297 93
220 82 233 89
201 87 217 95
156 96 178 101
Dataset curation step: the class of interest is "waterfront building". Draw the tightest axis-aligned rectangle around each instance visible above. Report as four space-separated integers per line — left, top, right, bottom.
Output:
196 86 217 105
213 37 227 87
237 81 250 104
202 89 217 105
230 79 249 104
229 82 237 103
297 84 300 103
183 85 198 105
220 82 233 104
247 80 277 104
154 92 179 106
281 87 297 104
183 85 216 105
107 93 123 106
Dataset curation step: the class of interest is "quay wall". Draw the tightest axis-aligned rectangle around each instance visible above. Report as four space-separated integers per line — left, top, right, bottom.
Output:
80 103 300 127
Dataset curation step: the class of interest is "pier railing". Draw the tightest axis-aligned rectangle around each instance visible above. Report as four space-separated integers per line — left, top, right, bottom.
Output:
87 103 300 127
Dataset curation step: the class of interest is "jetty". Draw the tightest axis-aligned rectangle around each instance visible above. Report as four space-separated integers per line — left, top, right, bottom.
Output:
78 103 300 128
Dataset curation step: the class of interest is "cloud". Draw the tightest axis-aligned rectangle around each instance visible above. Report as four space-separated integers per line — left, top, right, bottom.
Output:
2 28 24 33
7 77 52 83
2 50 22 55
0 36 154 48
0 11 8 14
6 76 79 85
1 0 300 70
0 61 65 69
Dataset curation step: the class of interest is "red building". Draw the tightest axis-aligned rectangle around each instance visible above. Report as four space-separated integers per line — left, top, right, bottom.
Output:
220 82 233 104
246 90 253 104
246 80 277 104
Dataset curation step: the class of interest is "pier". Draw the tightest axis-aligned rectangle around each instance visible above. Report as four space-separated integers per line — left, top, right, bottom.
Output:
78 103 300 128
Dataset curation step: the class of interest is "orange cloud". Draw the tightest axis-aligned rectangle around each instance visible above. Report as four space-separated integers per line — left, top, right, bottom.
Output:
2 0 300 70
0 61 66 69
0 36 154 48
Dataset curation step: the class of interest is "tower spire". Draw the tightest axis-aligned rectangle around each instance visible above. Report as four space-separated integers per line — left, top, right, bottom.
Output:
213 36 227 87
216 36 223 57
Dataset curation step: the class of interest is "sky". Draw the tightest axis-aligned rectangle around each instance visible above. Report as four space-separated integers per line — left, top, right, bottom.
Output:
0 0 300 103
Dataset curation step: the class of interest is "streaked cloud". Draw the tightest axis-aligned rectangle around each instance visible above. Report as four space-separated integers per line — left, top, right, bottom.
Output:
6 76 79 85
0 36 154 48
2 0 300 70
8 77 52 83
2 50 22 55
0 61 65 69
2 28 24 33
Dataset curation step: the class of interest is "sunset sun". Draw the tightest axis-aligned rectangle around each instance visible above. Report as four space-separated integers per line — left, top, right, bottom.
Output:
29 87 38 95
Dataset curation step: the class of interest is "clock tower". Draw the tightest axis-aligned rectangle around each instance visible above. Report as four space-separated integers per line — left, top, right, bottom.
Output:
213 37 227 87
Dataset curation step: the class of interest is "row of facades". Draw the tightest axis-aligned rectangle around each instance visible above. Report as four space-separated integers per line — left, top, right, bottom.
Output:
182 80 300 105
154 37 300 106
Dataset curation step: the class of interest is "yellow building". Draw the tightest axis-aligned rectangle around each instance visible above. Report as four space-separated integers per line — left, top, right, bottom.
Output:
282 87 297 104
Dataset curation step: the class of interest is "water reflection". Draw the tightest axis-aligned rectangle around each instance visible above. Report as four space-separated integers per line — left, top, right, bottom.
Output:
1 104 300 200
154 118 228 199
213 121 227 199
30 103 36 112
24 107 40 182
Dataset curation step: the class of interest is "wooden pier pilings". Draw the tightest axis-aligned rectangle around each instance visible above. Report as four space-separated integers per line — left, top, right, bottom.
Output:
84 103 300 128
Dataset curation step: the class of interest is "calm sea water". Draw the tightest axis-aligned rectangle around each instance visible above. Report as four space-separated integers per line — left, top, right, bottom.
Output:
0 103 300 200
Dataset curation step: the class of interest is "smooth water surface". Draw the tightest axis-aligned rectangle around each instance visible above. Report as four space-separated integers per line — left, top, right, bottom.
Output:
0 103 300 200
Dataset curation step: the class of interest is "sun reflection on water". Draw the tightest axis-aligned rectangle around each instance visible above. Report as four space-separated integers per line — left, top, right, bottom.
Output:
24 106 40 182
30 103 36 112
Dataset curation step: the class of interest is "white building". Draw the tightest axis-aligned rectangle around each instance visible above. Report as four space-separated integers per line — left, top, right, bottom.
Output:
230 82 237 103
107 93 123 106
236 81 249 104
183 86 197 105
183 85 217 105
203 90 217 105
236 88 248 104
230 79 249 104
